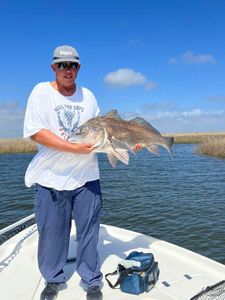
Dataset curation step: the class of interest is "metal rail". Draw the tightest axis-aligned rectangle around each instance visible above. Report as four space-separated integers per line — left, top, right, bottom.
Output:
0 213 35 235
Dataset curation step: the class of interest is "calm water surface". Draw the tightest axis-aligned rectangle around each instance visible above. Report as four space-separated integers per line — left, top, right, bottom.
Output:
0 144 225 264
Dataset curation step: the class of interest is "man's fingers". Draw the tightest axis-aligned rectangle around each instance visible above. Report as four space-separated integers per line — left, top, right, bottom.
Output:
85 143 94 148
133 144 142 151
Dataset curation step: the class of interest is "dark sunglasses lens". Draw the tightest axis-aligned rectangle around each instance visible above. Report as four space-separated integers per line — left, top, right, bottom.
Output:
70 63 78 70
56 62 65 70
56 62 78 70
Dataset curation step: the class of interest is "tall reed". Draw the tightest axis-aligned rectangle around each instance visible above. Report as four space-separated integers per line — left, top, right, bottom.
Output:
196 137 225 158
0 138 37 154
1 133 225 157
164 132 225 144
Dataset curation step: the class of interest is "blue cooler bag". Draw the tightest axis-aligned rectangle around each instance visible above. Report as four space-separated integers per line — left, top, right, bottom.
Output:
105 251 159 295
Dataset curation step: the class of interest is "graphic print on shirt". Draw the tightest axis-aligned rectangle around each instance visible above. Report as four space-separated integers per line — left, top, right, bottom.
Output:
54 104 84 139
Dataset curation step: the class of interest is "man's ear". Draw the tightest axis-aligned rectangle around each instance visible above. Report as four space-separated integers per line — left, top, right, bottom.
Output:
51 64 56 72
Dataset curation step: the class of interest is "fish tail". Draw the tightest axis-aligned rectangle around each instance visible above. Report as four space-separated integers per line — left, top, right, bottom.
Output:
163 136 174 157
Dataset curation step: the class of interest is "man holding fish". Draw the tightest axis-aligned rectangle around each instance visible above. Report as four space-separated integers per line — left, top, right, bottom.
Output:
23 45 173 300
24 45 104 300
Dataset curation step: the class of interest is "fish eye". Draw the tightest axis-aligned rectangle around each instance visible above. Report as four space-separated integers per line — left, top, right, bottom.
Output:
76 127 85 135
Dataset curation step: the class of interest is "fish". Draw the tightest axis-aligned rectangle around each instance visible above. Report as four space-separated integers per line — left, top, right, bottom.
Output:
69 110 174 167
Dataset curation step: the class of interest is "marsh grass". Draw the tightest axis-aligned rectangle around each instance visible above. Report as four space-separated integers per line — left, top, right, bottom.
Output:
196 136 225 158
163 132 225 159
0 132 225 157
0 138 37 154
164 132 225 144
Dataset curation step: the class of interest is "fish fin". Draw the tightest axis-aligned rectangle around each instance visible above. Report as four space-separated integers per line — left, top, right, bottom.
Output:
129 117 161 134
162 136 174 158
107 152 118 168
146 144 160 156
112 149 129 165
109 137 135 154
104 109 122 119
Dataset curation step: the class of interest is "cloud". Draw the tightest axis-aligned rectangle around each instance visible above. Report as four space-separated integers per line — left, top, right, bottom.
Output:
206 96 225 103
141 101 176 111
0 101 25 138
104 68 156 90
122 109 225 133
169 51 217 65
0 100 224 138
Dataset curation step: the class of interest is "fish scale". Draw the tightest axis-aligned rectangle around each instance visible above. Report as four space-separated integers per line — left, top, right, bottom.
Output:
99 118 160 145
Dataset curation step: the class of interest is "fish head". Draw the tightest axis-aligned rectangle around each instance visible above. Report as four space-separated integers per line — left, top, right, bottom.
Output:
69 122 105 148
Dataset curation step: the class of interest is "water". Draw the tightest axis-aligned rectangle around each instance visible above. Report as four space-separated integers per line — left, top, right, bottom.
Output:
0 144 225 264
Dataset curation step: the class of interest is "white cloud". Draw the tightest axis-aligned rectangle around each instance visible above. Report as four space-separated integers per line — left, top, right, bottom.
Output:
169 51 217 65
104 68 156 90
0 101 25 138
122 109 225 133
1 100 224 138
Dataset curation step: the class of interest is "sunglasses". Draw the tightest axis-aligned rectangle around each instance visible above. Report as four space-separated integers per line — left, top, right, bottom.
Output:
56 62 79 71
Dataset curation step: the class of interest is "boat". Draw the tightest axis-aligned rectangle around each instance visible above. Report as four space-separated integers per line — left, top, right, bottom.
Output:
0 214 225 300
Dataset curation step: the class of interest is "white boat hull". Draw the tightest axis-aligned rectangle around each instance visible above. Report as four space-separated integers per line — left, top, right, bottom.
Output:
0 221 225 300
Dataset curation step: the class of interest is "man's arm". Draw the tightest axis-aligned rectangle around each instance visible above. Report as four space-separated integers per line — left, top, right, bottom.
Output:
31 129 93 154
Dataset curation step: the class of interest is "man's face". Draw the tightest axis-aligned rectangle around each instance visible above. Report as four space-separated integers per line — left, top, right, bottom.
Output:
52 61 80 87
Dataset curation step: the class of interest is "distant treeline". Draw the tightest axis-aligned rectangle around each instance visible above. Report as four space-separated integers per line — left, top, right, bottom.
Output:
0 133 225 158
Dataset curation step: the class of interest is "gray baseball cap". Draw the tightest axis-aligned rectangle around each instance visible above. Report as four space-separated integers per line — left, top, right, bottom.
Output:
52 45 80 64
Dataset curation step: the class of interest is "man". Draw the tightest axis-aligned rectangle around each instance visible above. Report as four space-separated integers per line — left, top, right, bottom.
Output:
24 45 103 300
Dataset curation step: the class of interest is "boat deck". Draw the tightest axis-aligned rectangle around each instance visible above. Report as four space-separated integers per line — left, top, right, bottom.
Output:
1 222 225 300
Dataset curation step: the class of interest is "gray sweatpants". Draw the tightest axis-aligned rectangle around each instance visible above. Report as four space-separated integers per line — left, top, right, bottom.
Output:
34 180 103 287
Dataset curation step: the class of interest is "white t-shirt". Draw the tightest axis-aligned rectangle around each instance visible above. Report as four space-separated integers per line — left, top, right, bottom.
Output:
23 82 100 191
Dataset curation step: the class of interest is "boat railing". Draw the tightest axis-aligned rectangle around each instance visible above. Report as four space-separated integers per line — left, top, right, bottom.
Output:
0 213 35 245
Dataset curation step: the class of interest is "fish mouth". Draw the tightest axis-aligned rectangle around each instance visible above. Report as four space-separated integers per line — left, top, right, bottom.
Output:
68 134 81 142
93 141 102 149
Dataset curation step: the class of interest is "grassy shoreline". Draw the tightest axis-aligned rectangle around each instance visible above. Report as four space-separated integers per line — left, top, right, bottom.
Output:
166 132 225 158
196 136 225 158
0 132 225 158
0 138 37 154
164 131 225 144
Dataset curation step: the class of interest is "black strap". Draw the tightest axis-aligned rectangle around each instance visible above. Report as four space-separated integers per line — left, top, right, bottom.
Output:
105 266 133 289
105 269 120 289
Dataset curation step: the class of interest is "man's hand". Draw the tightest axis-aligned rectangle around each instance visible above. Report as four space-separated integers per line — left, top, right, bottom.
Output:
133 144 142 151
70 143 94 154
31 129 94 154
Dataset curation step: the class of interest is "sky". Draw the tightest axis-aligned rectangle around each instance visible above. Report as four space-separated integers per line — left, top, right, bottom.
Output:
0 0 225 138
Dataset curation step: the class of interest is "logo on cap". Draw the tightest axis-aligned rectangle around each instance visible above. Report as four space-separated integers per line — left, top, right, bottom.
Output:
59 50 73 56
